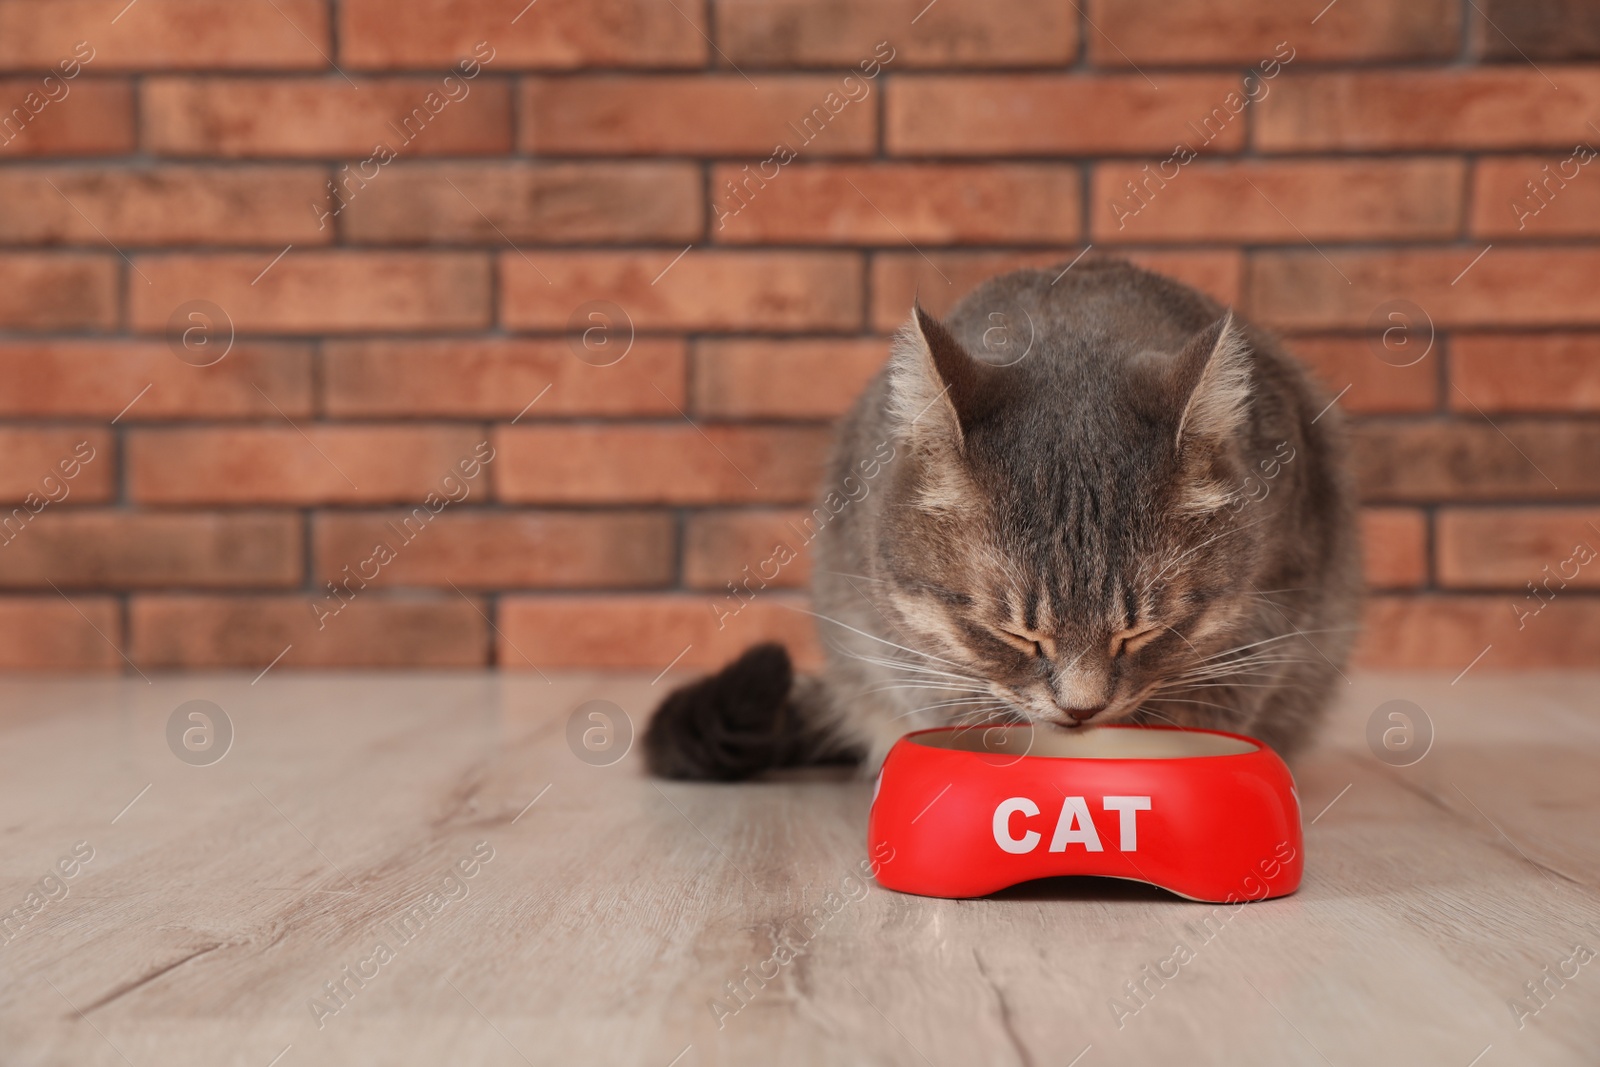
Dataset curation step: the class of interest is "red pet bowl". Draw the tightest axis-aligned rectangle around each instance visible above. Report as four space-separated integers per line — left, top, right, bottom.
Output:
868 724 1302 903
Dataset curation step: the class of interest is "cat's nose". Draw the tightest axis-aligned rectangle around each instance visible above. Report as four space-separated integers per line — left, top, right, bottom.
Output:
1052 661 1111 715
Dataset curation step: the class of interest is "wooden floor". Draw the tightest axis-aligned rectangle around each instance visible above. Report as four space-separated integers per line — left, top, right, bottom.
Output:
3 670 1598 1066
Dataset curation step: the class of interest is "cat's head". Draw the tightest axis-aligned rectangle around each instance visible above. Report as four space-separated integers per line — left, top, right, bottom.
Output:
877 298 1267 731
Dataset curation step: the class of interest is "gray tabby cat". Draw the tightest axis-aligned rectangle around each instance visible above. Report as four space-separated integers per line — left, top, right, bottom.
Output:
645 259 1360 780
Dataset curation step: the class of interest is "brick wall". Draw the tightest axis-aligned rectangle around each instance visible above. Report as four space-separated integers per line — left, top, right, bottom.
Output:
0 0 1597 677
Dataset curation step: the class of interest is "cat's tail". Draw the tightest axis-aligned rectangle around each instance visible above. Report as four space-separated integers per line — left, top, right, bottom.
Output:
643 643 860 780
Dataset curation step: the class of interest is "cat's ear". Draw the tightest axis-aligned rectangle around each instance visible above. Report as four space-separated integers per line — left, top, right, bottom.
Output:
1172 311 1252 450
888 304 992 450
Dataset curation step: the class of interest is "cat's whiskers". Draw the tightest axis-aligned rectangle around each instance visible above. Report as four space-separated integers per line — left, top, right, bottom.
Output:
841 655 1000 705
1160 663 1311 694
1142 694 1235 714
1162 623 1200 655
906 697 1008 715
1145 646 1318 706
1177 657 1310 676
852 661 987 687
948 707 1016 724
1242 588 1310 602
841 649 985 684
1189 626 1358 665
1179 643 1310 668
1171 671 1305 687
1165 676 1307 693
867 682 994 698
1132 705 1188 728
899 699 1012 722
932 698 1011 714
820 569 891 585
1171 655 1311 682
946 706 1025 736
797 605 967 669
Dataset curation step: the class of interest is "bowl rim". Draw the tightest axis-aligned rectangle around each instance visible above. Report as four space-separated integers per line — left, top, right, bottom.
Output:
899 722 1268 762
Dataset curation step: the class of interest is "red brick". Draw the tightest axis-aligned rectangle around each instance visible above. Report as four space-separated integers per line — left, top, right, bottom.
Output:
1351 421 1600 502
0 597 121 670
494 425 830 505
0 512 301 589
130 253 491 335
0 342 313 420
323 339 686 419
1093 159 1464 243
0 79 134 157
1246 248 1600 330
0 0 330 70
0 429 112 504
1361 508 1428 589
1470 155 1600 238
887 75 1247 156
497 593 822 671
1437 508 1600 590
143 77 512 158
130 595 489 668
1088 0 1457 64
0 166 330 246
712 163 1081 245
1256 70 1600 151
339 0 707 69
1472 0 1600 61
340 162 702 244
0 254 116 330
518 76 876 156
314 511 675 589
691 338 885 419
501 251 862 332
1287 336 1438 415
869 250 1241 333
684 510 813 591
128 426 490 505
1451 334 1600 413
718 1 1074 67
1357 595 1600 669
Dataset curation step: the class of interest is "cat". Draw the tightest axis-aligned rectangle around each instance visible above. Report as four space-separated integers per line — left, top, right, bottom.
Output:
645 258 1361 780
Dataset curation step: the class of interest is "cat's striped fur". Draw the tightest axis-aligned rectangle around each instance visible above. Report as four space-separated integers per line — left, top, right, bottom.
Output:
645 259 1361 780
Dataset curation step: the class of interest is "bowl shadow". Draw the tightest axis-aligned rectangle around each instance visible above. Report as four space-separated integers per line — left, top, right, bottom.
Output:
984 874 1188 903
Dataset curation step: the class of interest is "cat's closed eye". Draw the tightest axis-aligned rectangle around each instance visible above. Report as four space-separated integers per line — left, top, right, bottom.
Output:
994 628 1049 659
1110 624 1162 659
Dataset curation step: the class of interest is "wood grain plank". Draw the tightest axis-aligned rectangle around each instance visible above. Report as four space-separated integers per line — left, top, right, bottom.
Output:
1 672 1597 1065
